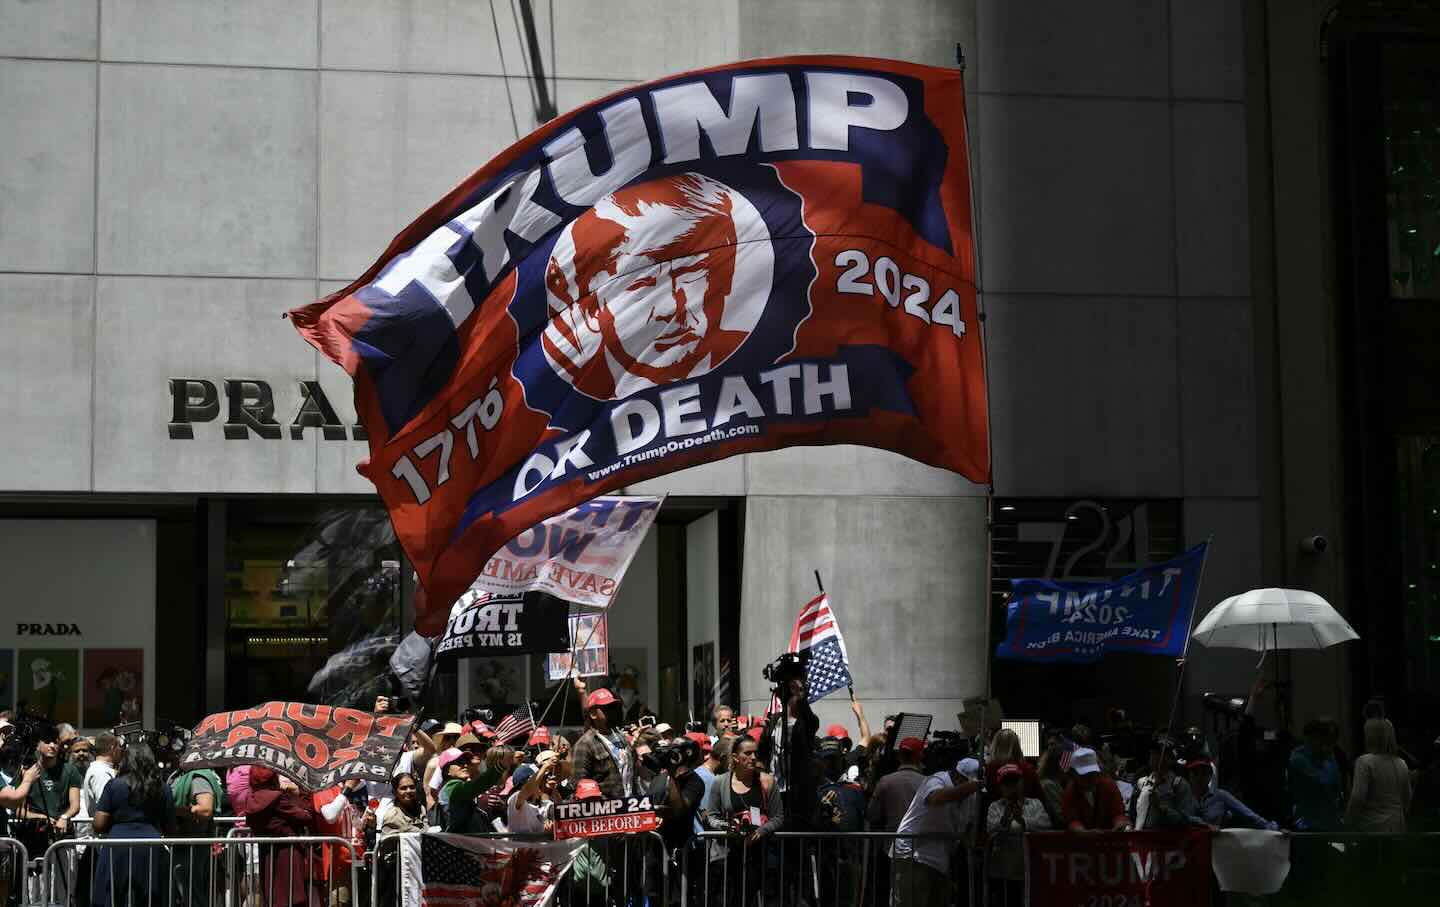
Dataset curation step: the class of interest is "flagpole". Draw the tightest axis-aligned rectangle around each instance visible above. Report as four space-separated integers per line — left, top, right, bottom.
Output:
814 569 856 701
955 42 997 726
1164 536 1216 739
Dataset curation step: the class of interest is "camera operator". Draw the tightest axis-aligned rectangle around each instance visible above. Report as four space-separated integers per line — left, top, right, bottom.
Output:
639 738 706 852
757 656 819 828
9 726 81 837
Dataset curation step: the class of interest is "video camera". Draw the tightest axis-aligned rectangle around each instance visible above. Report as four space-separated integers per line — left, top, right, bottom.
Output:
639 737 701 774
923 730 972 775
0 712 58 769
461 707 494 725
761 651 810 699
116 720 194 773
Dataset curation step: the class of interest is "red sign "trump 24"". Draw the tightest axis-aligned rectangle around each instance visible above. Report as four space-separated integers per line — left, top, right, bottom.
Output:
181 702 417 792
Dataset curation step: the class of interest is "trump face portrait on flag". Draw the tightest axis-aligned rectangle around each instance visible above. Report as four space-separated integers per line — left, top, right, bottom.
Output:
542 172 773 400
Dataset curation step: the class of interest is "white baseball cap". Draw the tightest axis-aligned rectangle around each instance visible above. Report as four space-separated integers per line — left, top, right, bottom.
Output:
955 757 982 780
1071 747 1101 775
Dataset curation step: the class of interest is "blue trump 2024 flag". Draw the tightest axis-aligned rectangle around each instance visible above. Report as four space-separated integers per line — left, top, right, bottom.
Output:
995 543 1210 664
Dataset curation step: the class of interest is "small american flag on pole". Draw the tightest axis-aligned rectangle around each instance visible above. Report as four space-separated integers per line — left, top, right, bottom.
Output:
789 592 854 703
492 704 536 745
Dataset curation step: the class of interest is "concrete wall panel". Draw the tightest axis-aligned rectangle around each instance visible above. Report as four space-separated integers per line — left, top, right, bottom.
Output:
976 0 1166 98
319 71 526 280
554 0 737 81
739 495 989 728
97 64 317 277
627 457 746 497
0 0 97 59
0 275 94 490
1174 102 1250 297
101 0 318 68
1170 0 1245 100
1180 297 1259 497
0 60 96 272
739 0 970 71
986 295 1181 497
321 0 536 76
977 95 1175 296
745 446 987 498
93 277 319 493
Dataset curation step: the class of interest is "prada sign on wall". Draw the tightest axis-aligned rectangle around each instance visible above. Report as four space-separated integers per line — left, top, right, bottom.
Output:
169 378 366 440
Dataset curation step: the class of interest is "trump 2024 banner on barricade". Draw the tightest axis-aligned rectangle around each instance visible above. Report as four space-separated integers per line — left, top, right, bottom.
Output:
553 795 660 839
472 495 661 607
181 703 416 791
1026 829 1212 907
289 56 986 634
435 590 571 660
995 543 1210 664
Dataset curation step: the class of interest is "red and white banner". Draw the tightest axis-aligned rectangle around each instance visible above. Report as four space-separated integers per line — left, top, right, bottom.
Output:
470 495 661 608
1026 829 1212 907
401 832 583 907
553 796 660 839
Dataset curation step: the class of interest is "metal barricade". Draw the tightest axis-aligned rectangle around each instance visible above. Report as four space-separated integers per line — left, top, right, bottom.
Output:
681 830 981 907
0 837 32 907
371 830 669 907
42 835 360 907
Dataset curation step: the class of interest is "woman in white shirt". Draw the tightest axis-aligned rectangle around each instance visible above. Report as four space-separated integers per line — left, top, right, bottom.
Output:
1346 718 1412 832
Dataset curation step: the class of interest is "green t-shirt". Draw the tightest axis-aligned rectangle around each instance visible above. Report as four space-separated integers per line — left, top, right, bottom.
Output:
9 760 83 818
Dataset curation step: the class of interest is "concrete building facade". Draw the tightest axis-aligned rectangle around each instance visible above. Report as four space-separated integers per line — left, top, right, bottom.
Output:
6 0 1414 751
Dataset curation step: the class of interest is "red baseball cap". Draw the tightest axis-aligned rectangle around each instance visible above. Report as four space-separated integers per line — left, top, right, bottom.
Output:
575 779 603 800
469 721 495 739
586 689 618 709
897 737 925 754
746 725 764 742
685 731 712 753
825 724 851 740
997 763 1024 781
527 727 551 746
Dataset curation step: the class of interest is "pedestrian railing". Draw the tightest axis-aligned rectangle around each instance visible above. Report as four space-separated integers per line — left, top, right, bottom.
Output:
40 835 360 907
370 829 669 907
681 830 983 907
28 826 1440 906
0 837 31 907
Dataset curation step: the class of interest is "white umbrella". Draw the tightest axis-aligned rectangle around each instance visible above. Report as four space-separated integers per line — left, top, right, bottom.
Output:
1192 587 1359 651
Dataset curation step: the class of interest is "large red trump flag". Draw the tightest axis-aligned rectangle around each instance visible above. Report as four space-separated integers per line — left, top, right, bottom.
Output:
291 56 987 633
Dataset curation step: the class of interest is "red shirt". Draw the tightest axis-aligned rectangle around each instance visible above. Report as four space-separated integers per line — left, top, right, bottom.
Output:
1061 776 1127 830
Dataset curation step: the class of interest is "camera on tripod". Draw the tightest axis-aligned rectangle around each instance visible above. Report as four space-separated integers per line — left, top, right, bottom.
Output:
761 651 810 698
639 737 701 774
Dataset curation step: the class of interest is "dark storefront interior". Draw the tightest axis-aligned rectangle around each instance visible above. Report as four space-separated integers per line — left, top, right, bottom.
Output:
1330 9 1440 745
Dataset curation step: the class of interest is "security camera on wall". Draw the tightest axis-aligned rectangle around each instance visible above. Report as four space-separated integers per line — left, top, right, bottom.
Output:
1299 535 1330 555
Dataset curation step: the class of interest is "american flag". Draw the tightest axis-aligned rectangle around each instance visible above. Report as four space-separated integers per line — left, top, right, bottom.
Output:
403 833 582 907
1056 735 1078 772
492 703 536 745
789 593 854 703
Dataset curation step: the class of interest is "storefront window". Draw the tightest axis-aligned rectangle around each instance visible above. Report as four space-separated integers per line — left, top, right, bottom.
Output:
1397 436 1440 695
225 501 403 708
1384 45 1440 300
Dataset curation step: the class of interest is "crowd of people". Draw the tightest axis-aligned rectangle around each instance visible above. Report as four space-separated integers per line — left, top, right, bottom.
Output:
2 674 1440 907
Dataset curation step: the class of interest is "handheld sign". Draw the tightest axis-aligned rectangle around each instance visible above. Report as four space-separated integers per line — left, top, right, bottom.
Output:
435 589 571 659
553 796 659 839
